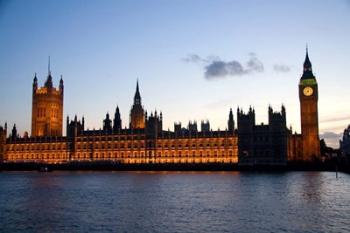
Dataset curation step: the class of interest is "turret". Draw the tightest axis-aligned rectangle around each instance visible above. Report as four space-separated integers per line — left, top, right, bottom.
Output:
174 122 182 134
237 107 255 133
59 75 64 93
0 123 7 138
237 107 255 164
228 108 235 132
201 120 210 132
33 73 38 92
146 110 163 136
45 75 53 89
66 115 84 138
188 121 198 133
66 116 70 136
103 113 112 132
281 104 286 120
113 106 122 131
11 124 17 141
268 105 287 130
82 116 85 129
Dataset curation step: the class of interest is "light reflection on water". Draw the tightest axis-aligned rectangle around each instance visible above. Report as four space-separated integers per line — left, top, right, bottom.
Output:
0 171 349 233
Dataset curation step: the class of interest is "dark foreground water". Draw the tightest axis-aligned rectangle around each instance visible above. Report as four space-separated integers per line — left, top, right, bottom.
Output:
0 171 349 233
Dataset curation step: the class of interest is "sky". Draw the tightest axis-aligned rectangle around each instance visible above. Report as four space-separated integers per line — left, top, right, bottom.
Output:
0 0 349 148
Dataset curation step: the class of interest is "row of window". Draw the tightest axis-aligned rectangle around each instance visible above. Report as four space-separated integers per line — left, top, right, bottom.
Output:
7 154 67 160
8 144 66 151
37 106 60 119
75 142 235 150
37 108 46 118
73 158 237 163
76 136 145 142
76 136 235 142
74 150 236 158
6 150 237 161
8 139 236 151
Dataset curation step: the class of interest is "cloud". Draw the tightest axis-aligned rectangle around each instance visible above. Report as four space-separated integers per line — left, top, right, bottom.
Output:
320 132 342 138
182 53 264 79
246 56 264 73
273 64 291 73
182 54 204 63
204 60 245 78
320 131 342 148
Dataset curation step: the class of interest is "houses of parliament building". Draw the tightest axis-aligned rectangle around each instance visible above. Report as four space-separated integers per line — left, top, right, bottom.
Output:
0 50 321 166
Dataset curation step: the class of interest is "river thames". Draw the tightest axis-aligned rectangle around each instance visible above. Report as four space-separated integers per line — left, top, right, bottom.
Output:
0 171 349 233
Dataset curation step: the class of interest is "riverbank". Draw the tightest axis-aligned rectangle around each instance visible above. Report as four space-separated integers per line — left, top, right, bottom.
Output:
1 161 349 173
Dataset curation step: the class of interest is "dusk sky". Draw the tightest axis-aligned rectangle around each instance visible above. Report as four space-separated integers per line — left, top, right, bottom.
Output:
0 0 349 147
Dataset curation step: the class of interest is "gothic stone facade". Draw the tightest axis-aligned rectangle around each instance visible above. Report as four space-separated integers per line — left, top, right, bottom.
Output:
237 106 288 165
0 51 321 165
1 116 238 164
31 70 64 137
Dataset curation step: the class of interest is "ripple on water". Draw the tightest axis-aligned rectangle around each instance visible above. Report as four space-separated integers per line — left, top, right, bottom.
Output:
0 171 349 233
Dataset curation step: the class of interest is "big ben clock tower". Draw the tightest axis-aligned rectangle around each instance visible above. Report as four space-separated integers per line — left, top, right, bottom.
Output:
299 48 320 161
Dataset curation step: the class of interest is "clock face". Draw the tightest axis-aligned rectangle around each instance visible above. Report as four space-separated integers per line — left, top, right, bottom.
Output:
303 86 313 96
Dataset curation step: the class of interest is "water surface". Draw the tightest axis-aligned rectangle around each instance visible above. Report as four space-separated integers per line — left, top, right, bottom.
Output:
0 171 349 233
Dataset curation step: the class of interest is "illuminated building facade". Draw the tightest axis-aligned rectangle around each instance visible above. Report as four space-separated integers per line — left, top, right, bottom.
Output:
0 82 238 164
31 60 64 137
1 114 238 164
0 51 321 165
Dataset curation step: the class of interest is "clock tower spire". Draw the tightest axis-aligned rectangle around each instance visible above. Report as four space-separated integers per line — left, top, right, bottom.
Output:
299 48 320 161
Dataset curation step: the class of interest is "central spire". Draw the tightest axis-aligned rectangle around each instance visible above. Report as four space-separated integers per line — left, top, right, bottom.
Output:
48 56 51 75
45 56 53 88
134 79 141 105
130 79 145 129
